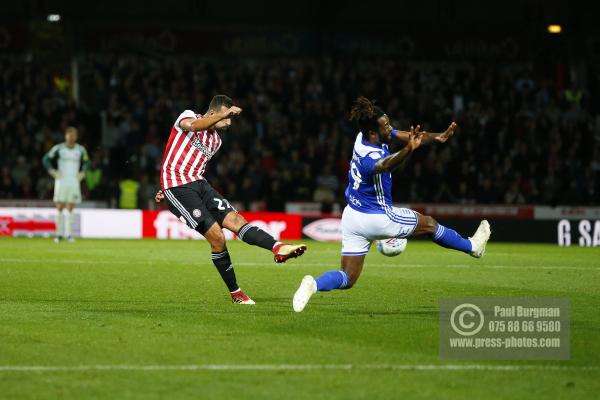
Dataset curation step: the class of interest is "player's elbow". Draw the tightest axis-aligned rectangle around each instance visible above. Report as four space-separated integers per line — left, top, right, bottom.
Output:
373 161 388 174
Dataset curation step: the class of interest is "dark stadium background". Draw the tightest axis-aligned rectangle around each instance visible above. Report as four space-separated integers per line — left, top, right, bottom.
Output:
2 3 600 400
0 0 598 242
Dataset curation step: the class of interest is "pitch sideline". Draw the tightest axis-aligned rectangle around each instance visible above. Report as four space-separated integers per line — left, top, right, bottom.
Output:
0 364 598 372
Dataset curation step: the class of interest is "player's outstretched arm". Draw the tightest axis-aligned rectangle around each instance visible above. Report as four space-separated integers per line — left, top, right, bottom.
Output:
180 106 242 131
373 126 424 173
42 145 61 178
392 122 457 144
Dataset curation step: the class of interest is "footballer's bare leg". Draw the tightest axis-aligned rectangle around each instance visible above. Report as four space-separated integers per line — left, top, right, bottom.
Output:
204 222 227 253
54 202 65 243
204 222 254 305
222 211 307 264
341 255 366 288
293 255 364 312
411 212 491 258
64 203 76 242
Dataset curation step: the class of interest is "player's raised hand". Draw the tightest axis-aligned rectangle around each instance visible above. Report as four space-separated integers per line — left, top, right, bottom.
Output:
407 125 424 151
434 122 457 143
155 189 164 203
221 106 242 118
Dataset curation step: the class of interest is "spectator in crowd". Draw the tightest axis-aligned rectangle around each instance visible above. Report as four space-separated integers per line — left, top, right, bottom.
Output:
504 180 526 204
313 181 336 213
266 180 286 212
138 174 159 210
118 175 140 209
11 156 29 190
85 153 104 199
0 56 598 209
0 167 16 199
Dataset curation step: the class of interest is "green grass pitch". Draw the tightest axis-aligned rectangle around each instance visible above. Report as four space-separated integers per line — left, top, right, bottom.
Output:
1 237 599 399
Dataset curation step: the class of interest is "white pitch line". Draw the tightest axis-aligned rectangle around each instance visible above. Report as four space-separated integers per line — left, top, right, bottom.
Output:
0 364 598 372
0 259 165 266
237 263 599 271
1 258 598 271
443 264 598 271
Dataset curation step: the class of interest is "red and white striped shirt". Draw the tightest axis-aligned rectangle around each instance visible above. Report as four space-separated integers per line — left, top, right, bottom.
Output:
160 110 222 190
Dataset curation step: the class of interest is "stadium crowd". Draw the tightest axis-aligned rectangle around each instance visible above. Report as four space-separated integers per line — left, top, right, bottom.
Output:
0 55 598 209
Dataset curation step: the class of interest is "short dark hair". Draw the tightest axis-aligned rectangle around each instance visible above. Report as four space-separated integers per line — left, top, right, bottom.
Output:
208 94 233 111
349 96 384 133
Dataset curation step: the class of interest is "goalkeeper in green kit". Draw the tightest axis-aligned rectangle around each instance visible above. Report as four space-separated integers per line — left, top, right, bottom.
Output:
42 126 89 243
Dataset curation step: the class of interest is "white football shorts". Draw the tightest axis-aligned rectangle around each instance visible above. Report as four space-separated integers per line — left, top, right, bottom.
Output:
341 205 419 256
53 177 82 204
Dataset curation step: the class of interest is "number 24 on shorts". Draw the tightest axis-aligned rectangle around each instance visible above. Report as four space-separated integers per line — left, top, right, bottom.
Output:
214 198 232 211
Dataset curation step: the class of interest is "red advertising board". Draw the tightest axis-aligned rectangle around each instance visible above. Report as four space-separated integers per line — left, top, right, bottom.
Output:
142 210 302 240
0 215 56 237
410 204 534 219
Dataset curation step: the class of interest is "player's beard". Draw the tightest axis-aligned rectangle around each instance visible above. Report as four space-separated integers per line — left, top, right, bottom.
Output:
379 132 392 145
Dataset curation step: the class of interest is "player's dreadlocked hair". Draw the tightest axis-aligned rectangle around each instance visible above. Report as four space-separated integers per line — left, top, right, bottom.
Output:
349 96 385 133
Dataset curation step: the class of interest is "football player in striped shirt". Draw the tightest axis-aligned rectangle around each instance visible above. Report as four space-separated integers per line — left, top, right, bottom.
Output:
42 126 89 243
292 97 491 312
156 95 306 305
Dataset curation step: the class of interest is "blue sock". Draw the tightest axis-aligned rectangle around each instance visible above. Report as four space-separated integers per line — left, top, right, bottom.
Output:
315 271 351 291
431 224 472 253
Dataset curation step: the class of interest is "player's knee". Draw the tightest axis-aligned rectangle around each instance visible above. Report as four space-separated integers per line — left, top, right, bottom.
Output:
422 215 438 233
209 237 226 252
224 211 248 233
234 212 248 227
206 229 226 251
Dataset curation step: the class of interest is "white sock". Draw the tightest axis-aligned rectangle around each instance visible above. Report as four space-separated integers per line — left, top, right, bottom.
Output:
65 210 73 238
55 210 64 238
